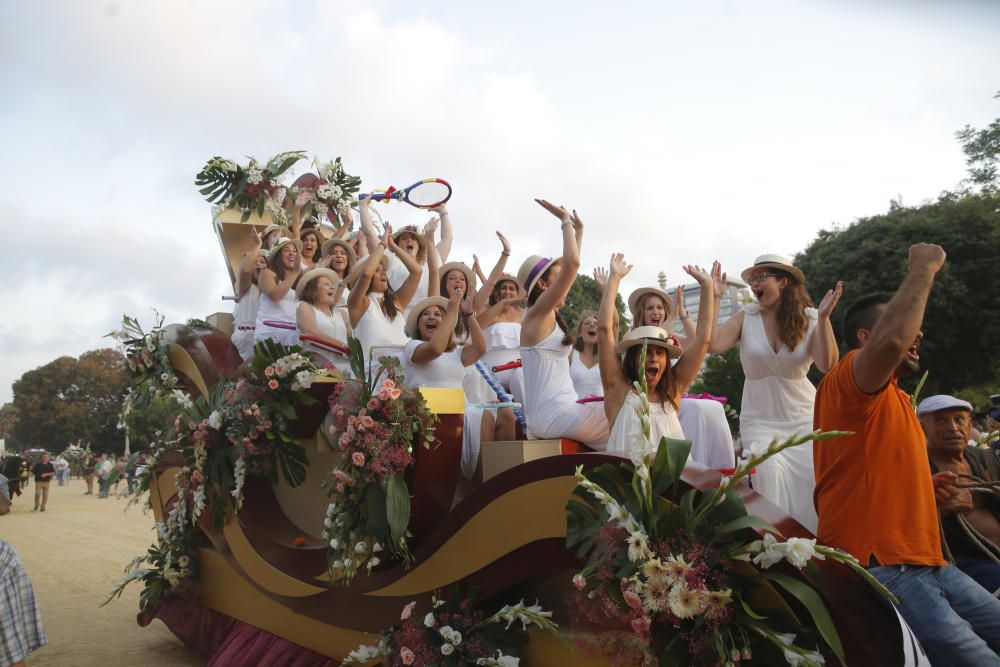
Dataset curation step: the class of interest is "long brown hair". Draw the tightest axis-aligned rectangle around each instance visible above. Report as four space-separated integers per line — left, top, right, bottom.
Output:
623 346 679 410
489 278 519 306
573 310 599 352
300 229 322 262
773 270 814 351
635 292 672 326
267 245 299 287
527 269 572 346
441 269 469 340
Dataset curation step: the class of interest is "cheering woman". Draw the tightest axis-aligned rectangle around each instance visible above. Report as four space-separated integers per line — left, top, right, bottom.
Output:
254 236 302 347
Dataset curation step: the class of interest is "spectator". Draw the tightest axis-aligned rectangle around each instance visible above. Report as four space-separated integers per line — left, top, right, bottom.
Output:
53 455 69 486
31 454 55 512
0 538 48 666
814 243 1000 666
97 454 113 499
0 472 10 515
83 455 97 495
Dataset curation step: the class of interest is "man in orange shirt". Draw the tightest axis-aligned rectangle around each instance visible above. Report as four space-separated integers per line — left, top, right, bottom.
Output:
814 243 1000 666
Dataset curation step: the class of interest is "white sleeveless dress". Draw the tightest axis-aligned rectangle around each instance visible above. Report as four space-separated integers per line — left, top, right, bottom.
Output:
678 398 736 469
569 352 603 399
740 304 820 532
479 321 526 406
607 392 684 457
353 293 408 377
232 284 260 361
303 304 353 377
254 286 299 347
521 326 609 448
386 255 428 320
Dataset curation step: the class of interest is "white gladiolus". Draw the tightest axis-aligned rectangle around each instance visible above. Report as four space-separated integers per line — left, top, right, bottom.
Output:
783 537 823 569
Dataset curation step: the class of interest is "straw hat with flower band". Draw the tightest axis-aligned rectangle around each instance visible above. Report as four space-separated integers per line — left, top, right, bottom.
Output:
321 237 357 266
517 255 560 298
616 325 683 359
295 267 341 301
345 253 390 289
440 262 475 291
405 296 451 339
740 254 804 284
267 236 303 261
627 287 674 324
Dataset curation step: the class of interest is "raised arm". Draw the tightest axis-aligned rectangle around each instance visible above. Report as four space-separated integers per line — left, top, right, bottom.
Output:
708 308 743 354
434 204 453 263
674 285 697 344
424 218 441 298
477 295 524 328
236 230 263 298
672 263 717 396
388 226 424 309
810 280 843 373
358 196 381 254
289 204 302 240
410 291 461 364
259 264 300 303
524 200 581 318
459 289 487 366
598 253 632 420
347 236 387 327
475 232 511 312
853 244 945 394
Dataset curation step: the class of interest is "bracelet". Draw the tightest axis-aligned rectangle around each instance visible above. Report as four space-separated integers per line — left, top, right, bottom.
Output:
679 314 690 321
461 311 475 319
501 251 510 256
561 221 572 229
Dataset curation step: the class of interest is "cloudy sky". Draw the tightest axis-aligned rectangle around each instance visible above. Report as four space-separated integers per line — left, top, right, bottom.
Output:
1 0 998 405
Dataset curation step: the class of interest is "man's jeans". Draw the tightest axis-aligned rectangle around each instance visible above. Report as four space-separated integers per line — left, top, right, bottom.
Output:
869 564 1000 666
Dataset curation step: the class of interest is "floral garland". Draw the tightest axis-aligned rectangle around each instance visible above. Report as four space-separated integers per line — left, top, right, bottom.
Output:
343 589 560 666
108 313 179 408
195 150 306 223
566 344 894 667
323 340 437 582
293 156 363 224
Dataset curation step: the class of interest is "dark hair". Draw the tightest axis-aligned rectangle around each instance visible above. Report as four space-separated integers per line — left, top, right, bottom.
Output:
573 310 599 352
623 345 678 410
441 269 469 340
842 292 894 350
772 270 814 351
267 244 300 287
527 267 572 346
299 229 322 262
417 305 457 351
395 227 427 264
301 274 336 306
489 278 519 306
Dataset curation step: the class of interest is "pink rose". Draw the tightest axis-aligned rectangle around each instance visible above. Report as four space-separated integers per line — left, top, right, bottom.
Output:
400 647 415 665
400 601 416 621
389 388 401 400
268 379 279 390
264 366 275 377
352 452 365 466
367 398 381 410
382 378 395 390
623 589 643 611
631 616 651 634
188 421 197 430
379 388 391 401
572 574 586 591
262 420 272 430
360 415 375 429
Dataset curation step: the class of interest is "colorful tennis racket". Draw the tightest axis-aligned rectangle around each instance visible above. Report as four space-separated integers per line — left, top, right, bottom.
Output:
358 178 452 209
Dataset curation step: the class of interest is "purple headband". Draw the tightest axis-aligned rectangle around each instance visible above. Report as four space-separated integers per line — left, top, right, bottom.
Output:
524 257 552 291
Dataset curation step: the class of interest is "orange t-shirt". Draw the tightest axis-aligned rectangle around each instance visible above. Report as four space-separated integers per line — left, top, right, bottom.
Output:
813 350 945 566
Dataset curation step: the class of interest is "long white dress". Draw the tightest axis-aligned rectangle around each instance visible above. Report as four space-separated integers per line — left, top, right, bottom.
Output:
679 398 736 469
520 326 609 448
479 322 526 406
353 294 408 377
569 352 603 399
607 392 685 457
386 255 428 320
739 303 820 532
254 287 299 347
302 304 353 377
401 340 487 480
232 284 260 361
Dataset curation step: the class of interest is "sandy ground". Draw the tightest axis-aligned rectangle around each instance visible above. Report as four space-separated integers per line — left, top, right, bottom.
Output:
2 478 203 666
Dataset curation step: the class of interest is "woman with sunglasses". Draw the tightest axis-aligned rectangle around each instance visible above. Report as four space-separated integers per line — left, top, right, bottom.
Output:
710 254 843 531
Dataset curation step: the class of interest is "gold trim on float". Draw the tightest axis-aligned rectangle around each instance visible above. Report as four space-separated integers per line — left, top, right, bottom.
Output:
369 476 578 596
222 517 327 597
198 548 377 660
418 387 465 414
150 466 181 523
167 342 209 399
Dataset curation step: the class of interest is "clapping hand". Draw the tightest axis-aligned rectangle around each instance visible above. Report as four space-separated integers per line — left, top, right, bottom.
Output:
424 216 439 239
497 231 511 255
593 267 609 290
609 253 633 281
683 264 713 286
460 287 477 316
817 281 844 321
710 261 727 298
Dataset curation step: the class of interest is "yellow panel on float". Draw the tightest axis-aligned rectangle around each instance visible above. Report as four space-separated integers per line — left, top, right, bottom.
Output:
222 517 327 597
417 387 465 414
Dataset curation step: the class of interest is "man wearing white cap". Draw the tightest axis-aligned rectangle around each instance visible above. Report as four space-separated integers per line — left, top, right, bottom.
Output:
919 394 1000 595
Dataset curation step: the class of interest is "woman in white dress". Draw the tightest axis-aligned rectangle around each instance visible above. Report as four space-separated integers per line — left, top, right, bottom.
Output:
402 292 516 480
231 235 267 360
627 285 736 469
320 237 356 306
295 268 352 377
599 254 716 458
710 253 843 532
298 226 323 271
518 200 609 448
473 234 526 406
569 311 602 399
254 236 302 347
346 225 422 376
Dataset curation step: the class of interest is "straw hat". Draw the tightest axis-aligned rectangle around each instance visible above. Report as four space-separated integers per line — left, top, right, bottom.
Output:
740 254 804 284
392 225 427 256
405 296 450 338
440 262 474 291
627 287 673 323
616 326 683 359
346 254 390 288
262 223 283 238
267 236 303 261
517 255 558 297
295 267 340 300
321 237 357 266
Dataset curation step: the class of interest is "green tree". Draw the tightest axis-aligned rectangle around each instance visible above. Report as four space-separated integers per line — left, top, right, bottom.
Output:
955 91 1000 192
794 193 1000 396
11 349 129 454
562 273 629 335
690 348 746 413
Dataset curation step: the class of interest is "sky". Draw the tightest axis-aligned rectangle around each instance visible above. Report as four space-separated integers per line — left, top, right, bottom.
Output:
0 0 998 405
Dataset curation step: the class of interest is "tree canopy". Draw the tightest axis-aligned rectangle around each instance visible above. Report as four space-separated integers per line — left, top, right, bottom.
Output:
563 271 629 335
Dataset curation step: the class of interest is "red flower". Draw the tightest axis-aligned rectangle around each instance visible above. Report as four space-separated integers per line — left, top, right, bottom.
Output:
268 379 279 390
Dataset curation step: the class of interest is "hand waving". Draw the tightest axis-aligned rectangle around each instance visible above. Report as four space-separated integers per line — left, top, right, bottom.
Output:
609 253 633 281
683 264 712 287
817 281 844 321
710 261 727 298
593 267 609 290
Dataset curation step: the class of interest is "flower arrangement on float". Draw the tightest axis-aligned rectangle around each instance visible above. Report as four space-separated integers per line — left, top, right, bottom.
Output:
342 588 560 666
109 313 179 408
566 344 895 667
195 150 306 223
292 156 363 224
322 339 438 582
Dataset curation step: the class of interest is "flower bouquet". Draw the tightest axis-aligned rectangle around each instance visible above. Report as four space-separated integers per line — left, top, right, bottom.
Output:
322 338 437 582
566 345 894 667
292 156 363 224
343 588 560 666
109 312 180 408
195 150 306 222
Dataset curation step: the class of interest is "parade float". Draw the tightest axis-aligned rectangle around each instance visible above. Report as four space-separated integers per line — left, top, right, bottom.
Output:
107 151 930 666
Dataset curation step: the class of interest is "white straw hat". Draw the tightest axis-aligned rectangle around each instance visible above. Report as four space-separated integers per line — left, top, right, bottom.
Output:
405 296 450 339
616 326 683 359
295 267 340 300
740 254 804 284
627 287 673 324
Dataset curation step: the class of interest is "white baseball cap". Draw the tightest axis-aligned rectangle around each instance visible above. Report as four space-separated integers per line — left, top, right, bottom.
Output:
916 395 973 416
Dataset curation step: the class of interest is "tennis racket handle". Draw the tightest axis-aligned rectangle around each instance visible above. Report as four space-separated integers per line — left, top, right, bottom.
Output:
358 193 384 201
491 360 522 373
